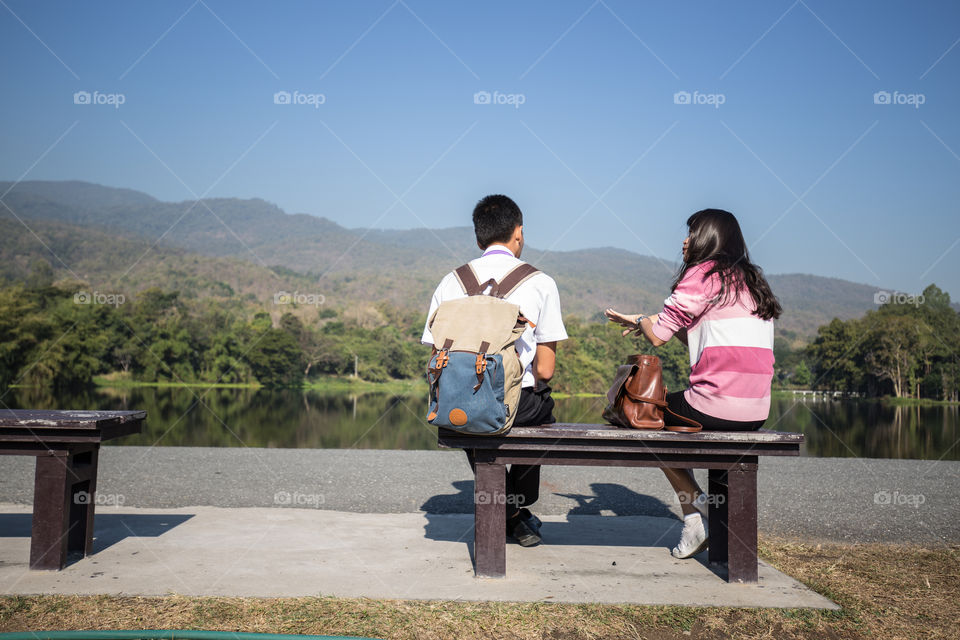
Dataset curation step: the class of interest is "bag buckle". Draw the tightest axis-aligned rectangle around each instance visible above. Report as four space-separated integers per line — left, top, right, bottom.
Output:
475 353 487 375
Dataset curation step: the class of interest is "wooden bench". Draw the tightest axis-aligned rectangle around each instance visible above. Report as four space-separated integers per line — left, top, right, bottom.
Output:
438 423 803 583
0 409 145 569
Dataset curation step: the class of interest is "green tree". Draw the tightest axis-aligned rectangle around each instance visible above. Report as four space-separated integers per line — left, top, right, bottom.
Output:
863 314 925 398
243 318 304 388
806 318 866 392
793 360 812 387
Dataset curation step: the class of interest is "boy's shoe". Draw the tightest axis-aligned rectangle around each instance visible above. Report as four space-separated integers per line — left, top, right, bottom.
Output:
671 512 709 559
507 517 542 547
517 508 542 531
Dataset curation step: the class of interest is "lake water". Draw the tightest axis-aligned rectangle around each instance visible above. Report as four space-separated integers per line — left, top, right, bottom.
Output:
4 386 958 460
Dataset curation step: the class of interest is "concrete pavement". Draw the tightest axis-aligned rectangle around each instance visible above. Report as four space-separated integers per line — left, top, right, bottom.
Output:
0 504 836 608
3 446 954 608
1 448 955 544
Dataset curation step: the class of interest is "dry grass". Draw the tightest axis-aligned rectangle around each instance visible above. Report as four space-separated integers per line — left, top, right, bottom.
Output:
1 536 958 640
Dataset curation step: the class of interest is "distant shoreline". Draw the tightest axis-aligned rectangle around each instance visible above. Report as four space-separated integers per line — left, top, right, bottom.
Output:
86 375 428 394
9 378 958 405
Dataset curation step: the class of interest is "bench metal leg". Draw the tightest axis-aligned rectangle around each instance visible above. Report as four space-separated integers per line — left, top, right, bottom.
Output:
474 458 506 578
707 469 728 567
726 463 758 583
29 446 98 570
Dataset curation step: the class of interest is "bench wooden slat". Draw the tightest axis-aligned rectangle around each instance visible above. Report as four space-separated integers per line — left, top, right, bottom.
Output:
440 423 803 443
0 409 146 429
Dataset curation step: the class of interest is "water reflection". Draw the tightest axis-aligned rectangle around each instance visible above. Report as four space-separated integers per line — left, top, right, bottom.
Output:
3 387 958 460
5 386 439 450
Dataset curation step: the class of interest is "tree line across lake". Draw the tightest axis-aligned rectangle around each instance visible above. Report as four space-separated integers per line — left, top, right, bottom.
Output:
0 280 957 401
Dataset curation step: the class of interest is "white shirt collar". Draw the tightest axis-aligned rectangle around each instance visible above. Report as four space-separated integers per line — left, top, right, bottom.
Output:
481 244 516 258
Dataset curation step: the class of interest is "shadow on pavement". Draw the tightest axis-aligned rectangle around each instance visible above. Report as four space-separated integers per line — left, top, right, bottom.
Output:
0 512 193 558
420 481 724 578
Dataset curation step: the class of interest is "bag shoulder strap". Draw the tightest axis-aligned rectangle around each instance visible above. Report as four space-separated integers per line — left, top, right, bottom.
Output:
493 263 540 298
453 264 483 296
663 406 702 433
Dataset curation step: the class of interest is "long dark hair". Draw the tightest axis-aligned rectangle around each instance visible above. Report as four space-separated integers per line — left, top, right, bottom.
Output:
672 209 781 320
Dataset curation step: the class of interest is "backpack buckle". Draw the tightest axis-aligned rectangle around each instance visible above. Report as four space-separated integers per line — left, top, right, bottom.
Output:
475 352 487 376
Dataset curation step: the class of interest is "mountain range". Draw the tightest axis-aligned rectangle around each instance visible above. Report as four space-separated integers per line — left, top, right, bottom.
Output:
0 180 901 339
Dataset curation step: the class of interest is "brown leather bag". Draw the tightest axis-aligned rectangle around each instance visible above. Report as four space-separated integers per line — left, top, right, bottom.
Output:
602 354 703 433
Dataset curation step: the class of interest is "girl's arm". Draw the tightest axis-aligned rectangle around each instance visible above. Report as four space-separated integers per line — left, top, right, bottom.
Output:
605 309 668 347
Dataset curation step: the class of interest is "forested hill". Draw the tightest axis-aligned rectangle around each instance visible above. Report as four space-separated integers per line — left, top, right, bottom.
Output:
1 180 901 337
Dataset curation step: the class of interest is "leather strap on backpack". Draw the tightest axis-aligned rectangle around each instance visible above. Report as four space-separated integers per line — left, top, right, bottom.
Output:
494 263 540 298
453 262 540 299
454 264 483 296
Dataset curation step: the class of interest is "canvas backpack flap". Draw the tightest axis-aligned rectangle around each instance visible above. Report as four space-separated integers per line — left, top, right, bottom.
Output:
428 296 522 353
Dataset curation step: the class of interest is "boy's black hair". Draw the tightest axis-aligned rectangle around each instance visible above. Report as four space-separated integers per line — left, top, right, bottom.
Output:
472 194 523 248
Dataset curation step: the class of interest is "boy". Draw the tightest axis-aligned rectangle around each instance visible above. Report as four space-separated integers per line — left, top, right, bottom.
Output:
422 194 567 546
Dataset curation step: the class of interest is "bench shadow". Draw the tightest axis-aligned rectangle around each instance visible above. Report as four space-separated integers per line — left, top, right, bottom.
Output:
0 512 193 565
420 481 723 578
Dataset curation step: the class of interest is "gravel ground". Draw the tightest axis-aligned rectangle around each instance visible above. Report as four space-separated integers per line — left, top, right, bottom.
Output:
1 447 956 544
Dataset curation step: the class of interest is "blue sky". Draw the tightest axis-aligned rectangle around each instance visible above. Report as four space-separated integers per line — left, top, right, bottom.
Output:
2 0 959 298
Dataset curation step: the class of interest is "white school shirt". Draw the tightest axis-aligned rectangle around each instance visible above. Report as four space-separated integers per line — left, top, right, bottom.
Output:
421 245 568 389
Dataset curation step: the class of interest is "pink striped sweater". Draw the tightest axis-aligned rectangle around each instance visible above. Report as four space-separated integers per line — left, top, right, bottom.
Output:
650 261 775 423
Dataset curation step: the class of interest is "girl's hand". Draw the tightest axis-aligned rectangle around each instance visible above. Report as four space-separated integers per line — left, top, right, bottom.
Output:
605 308 643 337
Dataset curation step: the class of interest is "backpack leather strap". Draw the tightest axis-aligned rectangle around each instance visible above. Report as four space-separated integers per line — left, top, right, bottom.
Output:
493 263 540 298
473 340 491 391
454 264 484 295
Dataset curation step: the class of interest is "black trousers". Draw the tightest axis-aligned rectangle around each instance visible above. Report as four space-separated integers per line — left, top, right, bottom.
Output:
665 390 766 431
465 384 556 520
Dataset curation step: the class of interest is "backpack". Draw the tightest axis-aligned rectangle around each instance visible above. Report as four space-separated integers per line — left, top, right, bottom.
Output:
425 262 540 435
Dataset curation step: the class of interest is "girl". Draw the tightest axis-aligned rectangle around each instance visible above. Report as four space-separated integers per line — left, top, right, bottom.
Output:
605 209 781 559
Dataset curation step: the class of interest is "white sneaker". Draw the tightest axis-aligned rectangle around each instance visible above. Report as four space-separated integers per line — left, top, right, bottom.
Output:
671 512 709 559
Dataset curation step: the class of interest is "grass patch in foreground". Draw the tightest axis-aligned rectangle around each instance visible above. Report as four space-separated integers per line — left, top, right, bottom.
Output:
1 537 957 639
